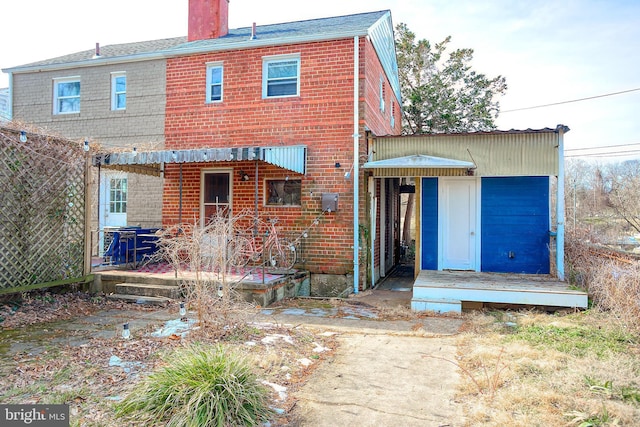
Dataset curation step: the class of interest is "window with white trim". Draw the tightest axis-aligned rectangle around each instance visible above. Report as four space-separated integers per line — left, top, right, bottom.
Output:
206 63 223 102
111 72 126 110
53 77 80 114
262 55 300 98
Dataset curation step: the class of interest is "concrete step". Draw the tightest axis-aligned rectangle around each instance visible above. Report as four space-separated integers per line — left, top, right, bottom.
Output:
114 283 181 299
107 293 172 305
411 298 462 314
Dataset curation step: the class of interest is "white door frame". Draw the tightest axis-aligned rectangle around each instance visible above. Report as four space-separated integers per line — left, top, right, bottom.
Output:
438 177 481 271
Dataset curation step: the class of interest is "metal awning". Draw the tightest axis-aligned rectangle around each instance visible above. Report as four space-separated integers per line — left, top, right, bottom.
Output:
92 145 307 176
363 154 474 169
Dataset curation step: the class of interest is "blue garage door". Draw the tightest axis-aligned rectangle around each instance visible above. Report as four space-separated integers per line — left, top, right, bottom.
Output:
421 178 438 270
481 176 550 273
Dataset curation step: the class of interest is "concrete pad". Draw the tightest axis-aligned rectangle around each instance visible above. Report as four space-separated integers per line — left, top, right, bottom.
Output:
292 334 465 426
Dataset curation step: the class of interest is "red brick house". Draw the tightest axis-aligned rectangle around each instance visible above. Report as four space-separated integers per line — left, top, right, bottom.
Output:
87 2 402 294
159 2 401 293
4 1 401 295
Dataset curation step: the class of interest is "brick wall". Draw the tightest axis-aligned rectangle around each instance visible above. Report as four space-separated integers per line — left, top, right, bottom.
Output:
11 60 167 229
163 37 400 285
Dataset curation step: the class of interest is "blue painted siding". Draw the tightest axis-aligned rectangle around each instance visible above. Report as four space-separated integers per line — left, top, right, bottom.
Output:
421 178 438 269
481 176 550 273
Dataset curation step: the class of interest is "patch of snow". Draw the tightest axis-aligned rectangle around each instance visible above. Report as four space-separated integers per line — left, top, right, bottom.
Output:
151 318 197 338
298 358 313 367
312 342 330 353
261 334 294 345
261 380 287 401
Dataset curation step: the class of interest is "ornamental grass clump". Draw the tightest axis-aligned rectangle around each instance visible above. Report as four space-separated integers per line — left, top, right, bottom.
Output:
115 344 273 427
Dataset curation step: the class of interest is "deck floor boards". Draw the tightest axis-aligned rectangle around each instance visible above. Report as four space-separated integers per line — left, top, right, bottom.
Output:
414 270 582 294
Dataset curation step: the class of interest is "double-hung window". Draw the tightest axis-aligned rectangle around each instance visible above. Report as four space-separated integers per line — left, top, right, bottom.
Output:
390 101 395 128
262 55 300 98
53 77 80 114
206 63 223 103
111 72 126 110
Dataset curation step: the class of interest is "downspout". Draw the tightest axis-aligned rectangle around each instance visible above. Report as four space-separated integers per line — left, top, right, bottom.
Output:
179 164 183 224
556 125 568 280
352 35 360 294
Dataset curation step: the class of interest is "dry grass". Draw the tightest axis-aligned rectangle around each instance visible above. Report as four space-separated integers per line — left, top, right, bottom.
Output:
566 230 640 335
456 310 640 426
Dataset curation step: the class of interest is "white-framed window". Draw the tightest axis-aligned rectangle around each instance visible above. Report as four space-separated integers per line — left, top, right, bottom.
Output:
379 76 386 113
111 72 126 110
53 77 80 114
206 63 223 103
109 177 128 214
262 54 300 98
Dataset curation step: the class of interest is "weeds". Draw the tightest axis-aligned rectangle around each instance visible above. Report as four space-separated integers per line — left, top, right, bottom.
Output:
506 322 635 358
115 344 273 427
585 376 640 405
565 230 640 335
423 347 508 400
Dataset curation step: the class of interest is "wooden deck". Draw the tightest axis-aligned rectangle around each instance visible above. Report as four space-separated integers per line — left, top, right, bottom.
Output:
411 270 588 313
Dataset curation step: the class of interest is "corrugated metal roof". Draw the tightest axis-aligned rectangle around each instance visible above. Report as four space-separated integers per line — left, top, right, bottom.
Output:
92 145 307 176
370 127 564 177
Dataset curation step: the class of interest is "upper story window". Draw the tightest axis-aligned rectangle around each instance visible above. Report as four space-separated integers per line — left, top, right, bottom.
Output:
262 54 300 98
390 101 395 128
206 63 223 103
53 77 80 114
379 77 386 113
111 72 126 110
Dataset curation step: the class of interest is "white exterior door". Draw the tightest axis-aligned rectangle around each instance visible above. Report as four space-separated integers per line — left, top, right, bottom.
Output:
439 178 478 270
99 171 128 255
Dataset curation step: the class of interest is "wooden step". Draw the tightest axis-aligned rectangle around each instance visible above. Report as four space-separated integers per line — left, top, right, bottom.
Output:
114 283 181 299
107 293 172 305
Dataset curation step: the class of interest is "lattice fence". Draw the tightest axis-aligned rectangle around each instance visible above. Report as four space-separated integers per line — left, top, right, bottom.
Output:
0 126 86 293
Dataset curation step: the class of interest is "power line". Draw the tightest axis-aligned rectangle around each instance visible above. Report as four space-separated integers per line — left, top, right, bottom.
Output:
566 142 640 152
566 149 640 158
501 87 640 113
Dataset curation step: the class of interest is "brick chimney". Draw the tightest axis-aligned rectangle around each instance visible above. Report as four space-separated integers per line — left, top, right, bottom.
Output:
188 0 229 41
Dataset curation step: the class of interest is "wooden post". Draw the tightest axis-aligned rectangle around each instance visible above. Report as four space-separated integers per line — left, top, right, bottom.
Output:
84 152 92 276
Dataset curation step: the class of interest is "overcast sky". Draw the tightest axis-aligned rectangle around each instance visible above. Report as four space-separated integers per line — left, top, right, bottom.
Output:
1 0 638 156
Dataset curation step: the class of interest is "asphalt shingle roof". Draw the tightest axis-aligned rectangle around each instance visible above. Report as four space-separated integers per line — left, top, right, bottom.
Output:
7 10 389 70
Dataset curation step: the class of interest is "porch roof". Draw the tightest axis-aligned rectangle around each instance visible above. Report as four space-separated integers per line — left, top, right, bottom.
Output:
363 154 474 169
92 145 307 176
362 154 475 177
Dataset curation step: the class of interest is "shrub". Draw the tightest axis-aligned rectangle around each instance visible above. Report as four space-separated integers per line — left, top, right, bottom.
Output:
115 345 273 426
